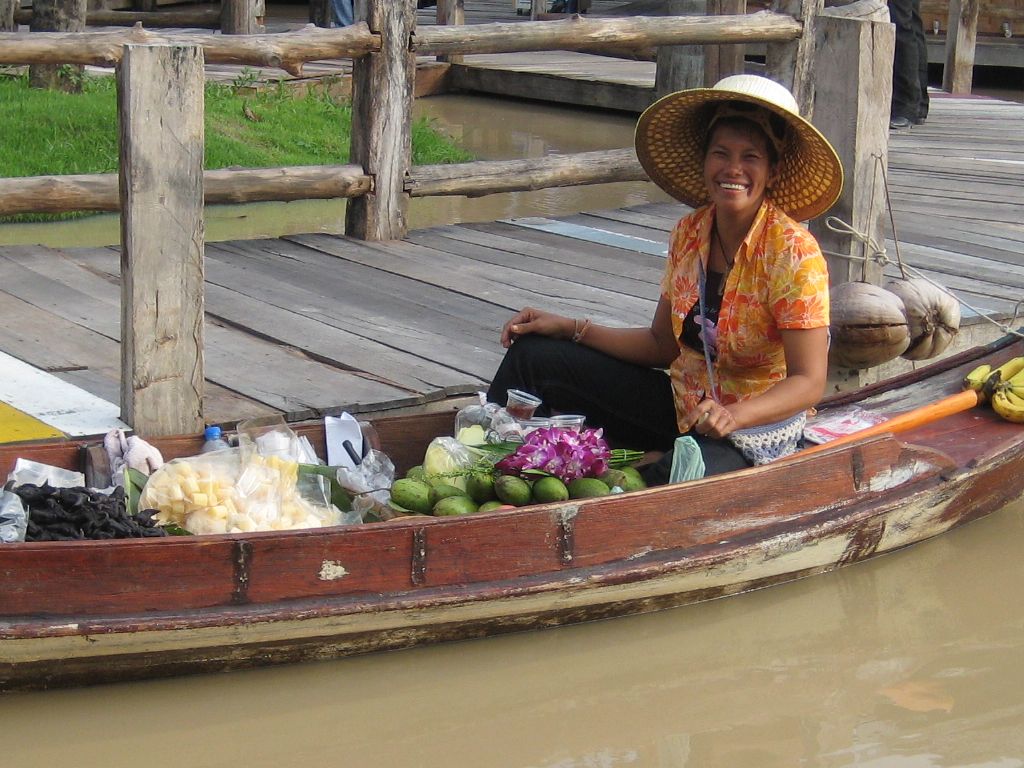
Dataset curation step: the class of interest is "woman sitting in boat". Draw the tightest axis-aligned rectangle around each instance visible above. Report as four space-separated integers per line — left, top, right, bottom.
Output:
487 74 844 483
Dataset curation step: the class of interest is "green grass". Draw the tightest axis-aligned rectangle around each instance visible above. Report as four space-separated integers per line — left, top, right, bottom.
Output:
0 73 473 221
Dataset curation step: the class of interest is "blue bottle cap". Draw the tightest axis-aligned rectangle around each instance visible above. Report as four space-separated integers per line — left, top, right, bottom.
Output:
204 426 222 440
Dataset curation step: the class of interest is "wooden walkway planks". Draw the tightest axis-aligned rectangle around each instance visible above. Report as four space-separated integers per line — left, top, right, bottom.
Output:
3 49 1024 428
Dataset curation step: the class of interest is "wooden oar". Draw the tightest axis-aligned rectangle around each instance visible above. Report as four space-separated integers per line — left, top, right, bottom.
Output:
801 389 982 456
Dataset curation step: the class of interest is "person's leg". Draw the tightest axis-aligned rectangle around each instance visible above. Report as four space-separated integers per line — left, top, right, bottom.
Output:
912 0 930 122
887 0 920 126
638 433 750 485
487 334 678 451
330 0 353 27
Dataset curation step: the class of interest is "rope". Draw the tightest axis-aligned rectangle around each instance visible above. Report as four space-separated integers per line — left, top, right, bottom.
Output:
821 150 1024 340
822 214 1024 342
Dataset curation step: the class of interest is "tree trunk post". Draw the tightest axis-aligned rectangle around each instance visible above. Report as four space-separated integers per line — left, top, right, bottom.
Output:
345 0 415 241
655 0 706 98
118 43 205 437
943 0 978 94
435 0 464 64
766 0 823 117
222 0 264 34
704 0 746 84
29 0 87 91
809 10 893 288
1 0 15 32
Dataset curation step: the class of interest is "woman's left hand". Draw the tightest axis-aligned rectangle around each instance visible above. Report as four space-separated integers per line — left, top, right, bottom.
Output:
682 398 738 439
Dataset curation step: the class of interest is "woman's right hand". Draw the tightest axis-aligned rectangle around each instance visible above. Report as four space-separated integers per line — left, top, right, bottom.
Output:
500 307 574 348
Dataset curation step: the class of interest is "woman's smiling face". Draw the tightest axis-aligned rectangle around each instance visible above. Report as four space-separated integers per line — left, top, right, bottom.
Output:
703 120 777 223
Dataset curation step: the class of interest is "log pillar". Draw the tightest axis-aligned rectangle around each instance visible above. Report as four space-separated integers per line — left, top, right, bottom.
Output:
345 0 415 241
1 0 15 32
222 0 264 34
809 9 893 288
766 0 823 117
943 0 978 94
29 0 87 91
118 44 205 436
704 0 747 83
435 0 464 64
655 0 706 98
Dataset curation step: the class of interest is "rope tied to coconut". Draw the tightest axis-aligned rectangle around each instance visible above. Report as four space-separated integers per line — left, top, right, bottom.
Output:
821 154 1024 344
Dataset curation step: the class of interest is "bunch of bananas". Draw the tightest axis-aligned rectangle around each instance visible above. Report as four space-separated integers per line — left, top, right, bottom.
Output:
963 356 1024 423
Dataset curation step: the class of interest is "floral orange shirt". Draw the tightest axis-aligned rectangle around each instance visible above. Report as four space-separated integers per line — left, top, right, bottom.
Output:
660 199 829 431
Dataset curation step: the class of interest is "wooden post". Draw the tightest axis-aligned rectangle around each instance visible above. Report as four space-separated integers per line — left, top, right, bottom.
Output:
943 0 978 94
118 44 205 436
766 0 823 117
436 0 464 64
345 0 415 240
29 0 87 91
655 0 706 98
809 8 893 287
222 0 264 34
704 0 746 84
1 0 15 32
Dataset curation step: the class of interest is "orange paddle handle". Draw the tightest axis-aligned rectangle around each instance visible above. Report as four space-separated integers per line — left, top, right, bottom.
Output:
802 388 982 455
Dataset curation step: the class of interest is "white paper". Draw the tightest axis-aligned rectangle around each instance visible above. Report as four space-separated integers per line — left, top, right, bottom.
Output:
325 413 363 469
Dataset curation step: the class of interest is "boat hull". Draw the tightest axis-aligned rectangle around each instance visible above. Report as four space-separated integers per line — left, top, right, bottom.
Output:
2 334 1023 692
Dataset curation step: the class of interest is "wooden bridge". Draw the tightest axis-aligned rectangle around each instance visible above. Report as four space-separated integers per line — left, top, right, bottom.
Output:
0 88 1021 431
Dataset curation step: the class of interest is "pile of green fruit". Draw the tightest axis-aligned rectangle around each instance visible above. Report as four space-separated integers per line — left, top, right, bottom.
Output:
388 466 647 517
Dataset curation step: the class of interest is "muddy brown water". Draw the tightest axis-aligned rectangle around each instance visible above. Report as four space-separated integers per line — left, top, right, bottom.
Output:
3 501 1024 766
0 94 671 248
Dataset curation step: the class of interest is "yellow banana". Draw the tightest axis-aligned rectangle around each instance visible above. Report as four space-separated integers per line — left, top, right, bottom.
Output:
992 389 1024 424
983 356 1024 399
962 363 993 392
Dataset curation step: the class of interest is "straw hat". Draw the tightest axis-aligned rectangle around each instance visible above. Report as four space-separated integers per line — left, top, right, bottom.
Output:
635 75 843 222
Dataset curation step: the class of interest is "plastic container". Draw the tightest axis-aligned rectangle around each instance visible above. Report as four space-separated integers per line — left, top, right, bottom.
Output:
200 425 231 454
505 388 542 420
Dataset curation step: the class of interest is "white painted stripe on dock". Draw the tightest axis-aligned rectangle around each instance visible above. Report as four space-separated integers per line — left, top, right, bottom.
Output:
506 217 668 257
0 351 128 437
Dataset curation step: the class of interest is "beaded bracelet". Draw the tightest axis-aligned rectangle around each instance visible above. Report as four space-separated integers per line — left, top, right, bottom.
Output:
572 317 592 343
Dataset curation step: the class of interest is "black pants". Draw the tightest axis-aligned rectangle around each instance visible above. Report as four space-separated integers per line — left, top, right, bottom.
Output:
486 334 749 481
889 0 929 121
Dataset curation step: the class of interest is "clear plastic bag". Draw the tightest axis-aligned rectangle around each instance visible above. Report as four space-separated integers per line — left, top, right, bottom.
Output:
0 490 28 543
8 459 84 490
422 436 476 490
140 447 341 535
335 448 395 523
454 393 501 435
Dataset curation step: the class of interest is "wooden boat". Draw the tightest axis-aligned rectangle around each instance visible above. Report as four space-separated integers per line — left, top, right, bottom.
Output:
1 332 1023 693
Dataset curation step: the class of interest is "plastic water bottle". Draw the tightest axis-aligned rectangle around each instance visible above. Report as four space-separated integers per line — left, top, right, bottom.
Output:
200 425 230 453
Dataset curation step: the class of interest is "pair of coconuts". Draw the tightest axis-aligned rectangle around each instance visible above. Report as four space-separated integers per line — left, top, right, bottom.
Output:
829 277 961 369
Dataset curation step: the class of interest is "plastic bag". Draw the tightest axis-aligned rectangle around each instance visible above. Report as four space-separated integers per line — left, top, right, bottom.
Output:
422 437 476 490
335 448 395 523
454 393 501 435
236 415 332 514
140 448 341 535
0 490 28 543
8 459 84 490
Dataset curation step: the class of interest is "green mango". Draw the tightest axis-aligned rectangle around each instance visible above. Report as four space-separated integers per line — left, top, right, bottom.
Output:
567 477 611 499
433 495 479 516
389 478 435 515
495 475 532 507
532 476 569 503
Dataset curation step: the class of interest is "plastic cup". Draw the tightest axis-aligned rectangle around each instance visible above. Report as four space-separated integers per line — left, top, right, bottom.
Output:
505 388 542 420
549 414 586 432
518 417 552 436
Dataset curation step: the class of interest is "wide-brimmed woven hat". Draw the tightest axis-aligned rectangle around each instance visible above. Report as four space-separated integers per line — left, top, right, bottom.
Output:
635 75 843 222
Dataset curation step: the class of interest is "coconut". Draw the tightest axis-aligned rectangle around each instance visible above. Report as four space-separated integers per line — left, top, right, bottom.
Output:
884 277 961 361
829 281 911 369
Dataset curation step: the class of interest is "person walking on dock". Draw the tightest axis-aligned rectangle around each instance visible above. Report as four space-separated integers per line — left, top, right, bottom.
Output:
888 0 929 129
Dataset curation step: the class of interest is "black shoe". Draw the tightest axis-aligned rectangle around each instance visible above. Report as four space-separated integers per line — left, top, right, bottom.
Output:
889 116 912 130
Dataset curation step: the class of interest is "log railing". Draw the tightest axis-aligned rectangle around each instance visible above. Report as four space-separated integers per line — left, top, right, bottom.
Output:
0 0 893 434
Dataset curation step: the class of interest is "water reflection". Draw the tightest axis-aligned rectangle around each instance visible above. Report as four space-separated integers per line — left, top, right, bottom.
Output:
4 502 1024 767
0 95 669 248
